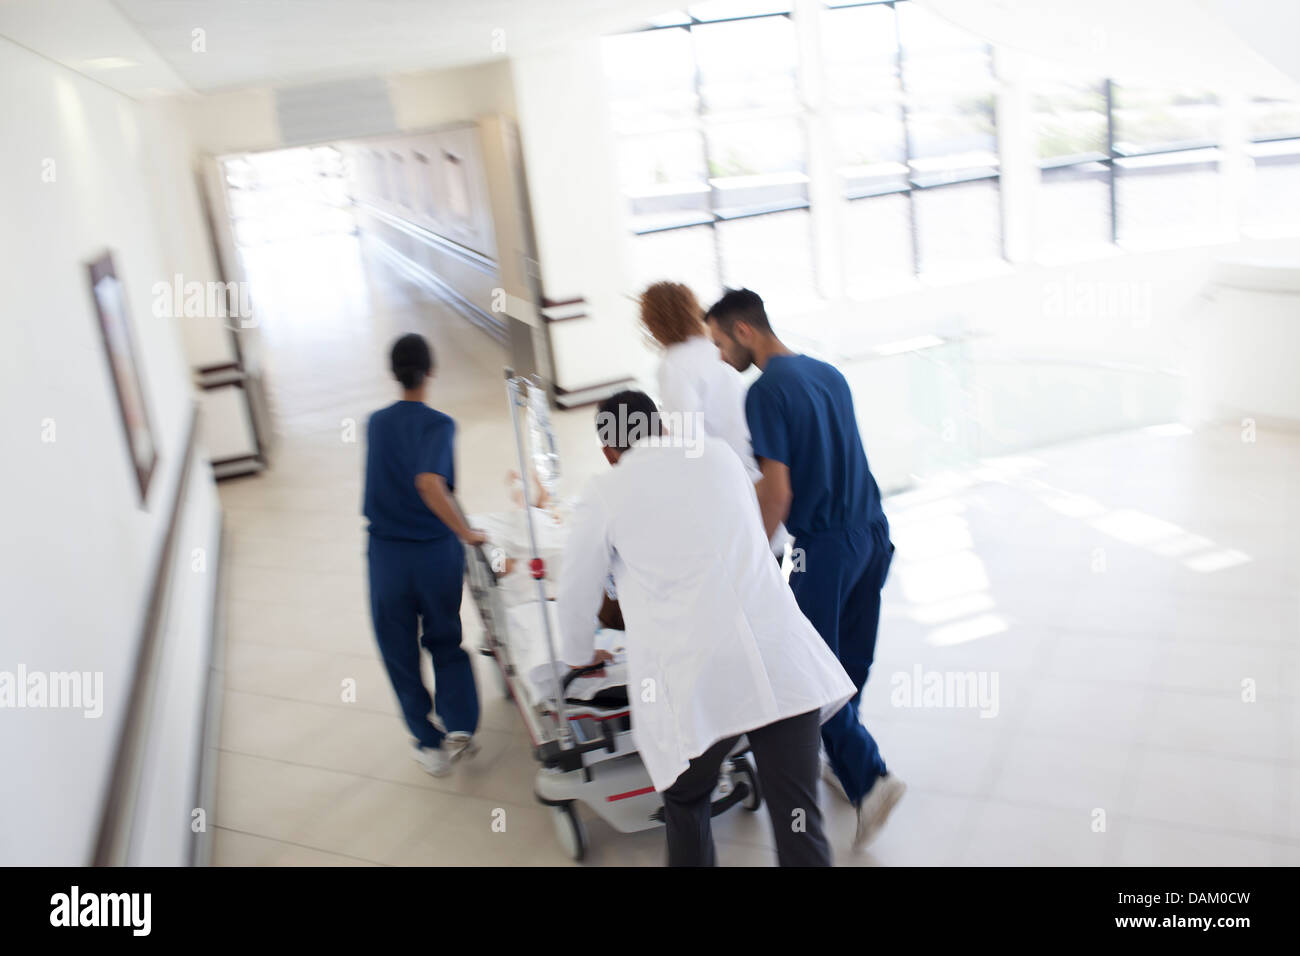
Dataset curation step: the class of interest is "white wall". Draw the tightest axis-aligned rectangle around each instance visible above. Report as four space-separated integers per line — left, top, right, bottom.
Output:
511 40 644 392
1188 244 1300 424
184 86 283 157
0 35 221 864
138 97 237 370
389 60 517 131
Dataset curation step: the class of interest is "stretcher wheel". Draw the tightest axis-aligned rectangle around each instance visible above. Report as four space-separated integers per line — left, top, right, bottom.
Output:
550 802 588 862
732 756 762 812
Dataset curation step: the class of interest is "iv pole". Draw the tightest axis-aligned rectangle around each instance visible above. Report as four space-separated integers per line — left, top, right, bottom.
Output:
504 368 574 750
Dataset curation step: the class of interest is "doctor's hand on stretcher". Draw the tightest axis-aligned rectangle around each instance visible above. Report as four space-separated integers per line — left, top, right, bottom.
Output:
570 648 616 679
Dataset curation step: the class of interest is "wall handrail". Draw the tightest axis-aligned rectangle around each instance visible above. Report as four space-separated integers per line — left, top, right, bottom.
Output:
354 199 498 274
91 403 200 866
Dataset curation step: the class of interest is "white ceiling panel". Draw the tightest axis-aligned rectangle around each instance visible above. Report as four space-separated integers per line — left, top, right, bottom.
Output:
110 0 676 92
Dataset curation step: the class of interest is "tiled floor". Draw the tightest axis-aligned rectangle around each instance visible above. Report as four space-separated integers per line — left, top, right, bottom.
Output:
210 233 1299 866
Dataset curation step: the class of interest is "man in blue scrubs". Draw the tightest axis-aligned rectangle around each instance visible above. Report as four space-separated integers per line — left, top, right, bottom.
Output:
705 289 905 850
364 333 484 777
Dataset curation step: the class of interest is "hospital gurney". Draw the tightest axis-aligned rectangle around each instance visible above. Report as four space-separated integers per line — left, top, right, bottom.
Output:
461 371 760 862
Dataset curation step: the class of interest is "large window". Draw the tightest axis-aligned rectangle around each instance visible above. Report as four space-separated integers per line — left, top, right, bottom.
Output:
628 220 721 305
827 0 1007 283
606 1 1006 309
1244 139 1300 237
843 191 912 298
604 2 1300 309
1244 96 1300 238
825 2 912 293
1111 85 1226 248
1115 148 1224 247
604 3 816 313
1032 77 1111 262
717 207 818 303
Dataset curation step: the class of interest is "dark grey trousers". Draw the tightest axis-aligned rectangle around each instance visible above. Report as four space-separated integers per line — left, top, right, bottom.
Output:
662 709 831 867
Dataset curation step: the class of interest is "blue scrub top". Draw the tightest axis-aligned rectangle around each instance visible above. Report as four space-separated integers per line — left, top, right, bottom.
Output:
363 400 456 541
745 353 886 541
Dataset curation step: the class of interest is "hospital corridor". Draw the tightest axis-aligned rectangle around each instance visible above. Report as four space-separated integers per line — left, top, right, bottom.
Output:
2 0 1300 925
211 233 1300 868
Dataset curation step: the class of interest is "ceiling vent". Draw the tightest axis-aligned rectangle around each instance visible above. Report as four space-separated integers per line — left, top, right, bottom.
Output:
274 76 397 146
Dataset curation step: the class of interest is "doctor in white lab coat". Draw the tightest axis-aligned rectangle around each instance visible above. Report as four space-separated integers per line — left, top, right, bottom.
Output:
556 390 855 867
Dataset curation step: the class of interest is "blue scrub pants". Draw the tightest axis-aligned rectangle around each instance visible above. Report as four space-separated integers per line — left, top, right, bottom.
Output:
367 534 479 749
790 520 894 806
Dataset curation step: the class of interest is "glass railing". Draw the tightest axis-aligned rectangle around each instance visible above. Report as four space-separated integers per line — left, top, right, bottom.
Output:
837 335 1186 494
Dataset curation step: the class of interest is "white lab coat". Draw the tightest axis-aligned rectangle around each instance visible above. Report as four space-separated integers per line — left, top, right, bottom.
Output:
657 335 758 481
556 436 855 792
657 335 791 554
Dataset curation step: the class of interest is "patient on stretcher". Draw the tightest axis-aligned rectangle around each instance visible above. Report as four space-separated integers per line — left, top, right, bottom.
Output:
485 468 564 577
477 468 629 707
510 594 629 708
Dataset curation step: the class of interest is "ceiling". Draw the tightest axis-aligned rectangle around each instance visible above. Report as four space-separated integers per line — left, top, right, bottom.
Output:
0 0 680 97
2 0 1298 100
1203 0 1300 89
0 0 190 98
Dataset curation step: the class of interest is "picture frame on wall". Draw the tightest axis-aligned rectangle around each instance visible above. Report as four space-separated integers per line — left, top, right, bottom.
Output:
88 251 158 504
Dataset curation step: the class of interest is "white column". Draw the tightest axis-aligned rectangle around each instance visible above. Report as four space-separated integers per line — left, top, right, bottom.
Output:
1218 87 1250 241
511 40 641 391
993 47 1038 264
794 0 844 302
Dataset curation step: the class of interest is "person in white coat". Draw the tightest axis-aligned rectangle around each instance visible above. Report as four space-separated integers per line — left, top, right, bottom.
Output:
641 281 757 479
640 282 790 556
556 390 855 867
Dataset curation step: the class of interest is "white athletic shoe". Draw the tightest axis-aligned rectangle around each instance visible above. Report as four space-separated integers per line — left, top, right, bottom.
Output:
444 731 479 763
821 753 851 804
853 774 906 851
411 742 451 777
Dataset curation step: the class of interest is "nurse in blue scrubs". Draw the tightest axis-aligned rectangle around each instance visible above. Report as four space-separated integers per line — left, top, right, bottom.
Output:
363 333 484 777
705 289 906 852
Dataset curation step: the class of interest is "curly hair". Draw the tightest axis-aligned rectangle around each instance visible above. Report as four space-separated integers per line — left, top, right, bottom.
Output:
639 281 706 347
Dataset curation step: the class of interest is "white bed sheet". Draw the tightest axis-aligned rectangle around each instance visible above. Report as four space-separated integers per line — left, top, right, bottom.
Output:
471 506 571 606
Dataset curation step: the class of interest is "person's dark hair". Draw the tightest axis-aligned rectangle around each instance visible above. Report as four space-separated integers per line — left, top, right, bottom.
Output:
595 390 662 451
705 288 771 336
390 333 433 389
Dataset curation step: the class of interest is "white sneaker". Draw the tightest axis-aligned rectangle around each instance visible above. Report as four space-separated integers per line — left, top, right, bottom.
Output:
411 743 451 777
821 753 851 804
853 774 906 851
444 731 479 764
